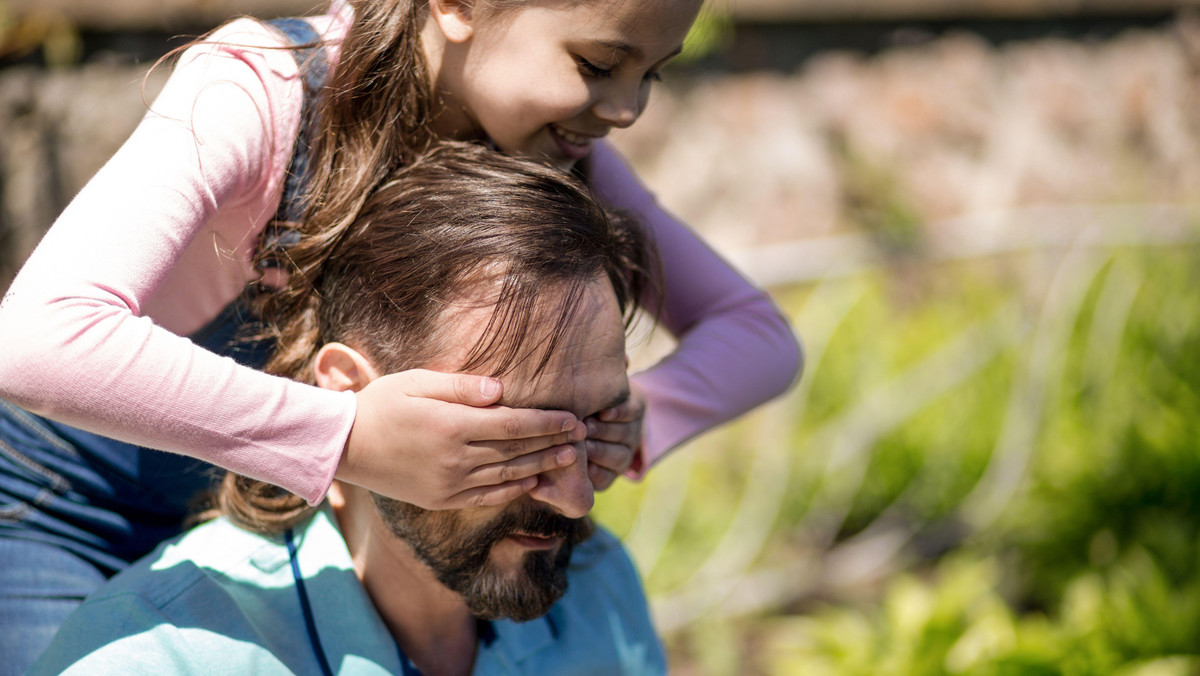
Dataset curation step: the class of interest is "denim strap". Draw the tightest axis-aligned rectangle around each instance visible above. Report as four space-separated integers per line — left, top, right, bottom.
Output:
260 18 330 261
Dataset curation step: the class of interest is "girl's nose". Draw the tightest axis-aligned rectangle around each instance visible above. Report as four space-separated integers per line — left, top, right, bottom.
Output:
527 443 594 519
592 83 643 129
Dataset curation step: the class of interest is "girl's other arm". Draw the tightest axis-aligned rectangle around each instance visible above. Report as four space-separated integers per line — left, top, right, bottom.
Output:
586 141 802 476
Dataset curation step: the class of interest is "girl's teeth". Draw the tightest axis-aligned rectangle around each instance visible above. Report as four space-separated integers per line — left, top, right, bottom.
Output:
556 127 589 146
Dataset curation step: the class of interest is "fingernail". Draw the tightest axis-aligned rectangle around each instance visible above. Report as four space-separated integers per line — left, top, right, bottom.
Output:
521 476 538 490
570 424 587 442
481 378 500 398
556 446 576 465
561 418 577 433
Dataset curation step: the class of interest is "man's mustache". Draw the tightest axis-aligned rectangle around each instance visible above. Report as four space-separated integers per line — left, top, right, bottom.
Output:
476 504 591 546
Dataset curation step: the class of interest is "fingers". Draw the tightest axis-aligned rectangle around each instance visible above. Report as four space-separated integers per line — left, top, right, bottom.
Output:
584 383 643 492
585 418 641 452
465 445 578 487
445 476 539 509
585 439 635 476
597 402 633 423
588 463 619 491
375 369 581 439
598 385 646 422
464 406 580 444
382 369 503 407
469 423 587 464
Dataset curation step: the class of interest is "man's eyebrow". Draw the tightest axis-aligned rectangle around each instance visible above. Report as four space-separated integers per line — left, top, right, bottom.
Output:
597 388 631 415
591 39 684 64
527 388 630 416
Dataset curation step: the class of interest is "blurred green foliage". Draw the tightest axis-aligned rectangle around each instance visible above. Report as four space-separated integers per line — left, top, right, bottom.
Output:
832 134 926 257
595 235 1200 673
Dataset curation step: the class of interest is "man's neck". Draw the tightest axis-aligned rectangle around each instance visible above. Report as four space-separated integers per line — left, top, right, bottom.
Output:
331 485 479 676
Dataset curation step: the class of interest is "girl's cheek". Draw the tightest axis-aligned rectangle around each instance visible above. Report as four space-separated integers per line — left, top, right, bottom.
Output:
555 82 598 116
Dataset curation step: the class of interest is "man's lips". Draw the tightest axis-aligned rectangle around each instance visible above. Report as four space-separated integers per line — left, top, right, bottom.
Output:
505 531 564 550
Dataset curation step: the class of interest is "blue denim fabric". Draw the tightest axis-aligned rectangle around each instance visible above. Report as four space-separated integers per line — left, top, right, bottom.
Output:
0 298 276 675
0 538 107 676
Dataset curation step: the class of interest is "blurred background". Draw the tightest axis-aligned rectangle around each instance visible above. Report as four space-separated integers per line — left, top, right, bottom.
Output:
4 0 1200 673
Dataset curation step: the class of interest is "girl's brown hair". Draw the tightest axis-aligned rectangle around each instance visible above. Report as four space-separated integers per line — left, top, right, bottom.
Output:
152 0 447 367
219 141 659 534
257 0 441 377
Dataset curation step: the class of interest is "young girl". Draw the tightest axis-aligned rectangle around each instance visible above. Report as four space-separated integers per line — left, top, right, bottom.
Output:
0 0 800 669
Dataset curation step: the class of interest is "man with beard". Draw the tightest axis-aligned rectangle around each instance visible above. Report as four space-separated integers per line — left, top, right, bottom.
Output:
30 143 666 675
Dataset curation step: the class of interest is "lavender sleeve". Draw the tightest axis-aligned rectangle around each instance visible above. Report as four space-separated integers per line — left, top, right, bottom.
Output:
586 142 803 476
0 21 354 504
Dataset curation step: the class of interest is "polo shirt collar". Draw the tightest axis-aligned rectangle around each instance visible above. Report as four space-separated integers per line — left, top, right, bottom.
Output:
294 504 562 673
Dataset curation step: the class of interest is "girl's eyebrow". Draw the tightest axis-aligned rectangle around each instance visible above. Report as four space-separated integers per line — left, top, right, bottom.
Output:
590 39 684 64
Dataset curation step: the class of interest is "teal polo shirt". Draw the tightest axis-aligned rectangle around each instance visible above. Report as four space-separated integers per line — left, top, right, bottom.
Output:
31 505 666 675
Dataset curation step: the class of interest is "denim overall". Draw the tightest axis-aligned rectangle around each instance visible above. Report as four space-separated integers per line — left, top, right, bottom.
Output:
0 19 327 673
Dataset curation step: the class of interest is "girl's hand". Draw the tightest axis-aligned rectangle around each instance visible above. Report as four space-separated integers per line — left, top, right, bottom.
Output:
584 384 646 490
338 369 584 510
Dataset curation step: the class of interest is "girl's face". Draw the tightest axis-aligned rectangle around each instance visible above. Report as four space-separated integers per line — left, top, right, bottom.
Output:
428 0 701 167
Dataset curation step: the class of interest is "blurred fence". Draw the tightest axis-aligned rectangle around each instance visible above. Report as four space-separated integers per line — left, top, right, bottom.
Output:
4 0 1199 28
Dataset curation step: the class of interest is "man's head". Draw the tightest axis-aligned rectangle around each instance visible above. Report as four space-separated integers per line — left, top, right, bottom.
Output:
222 141 656 621
319 273 630 620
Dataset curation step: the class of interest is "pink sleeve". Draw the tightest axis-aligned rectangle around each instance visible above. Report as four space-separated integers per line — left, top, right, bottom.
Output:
0 21 354 505
586 142 802 476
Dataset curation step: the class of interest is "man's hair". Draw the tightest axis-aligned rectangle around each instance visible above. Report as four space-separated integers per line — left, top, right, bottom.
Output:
219 140 658 533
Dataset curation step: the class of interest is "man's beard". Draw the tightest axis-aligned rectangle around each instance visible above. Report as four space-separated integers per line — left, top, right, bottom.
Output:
371 495 593 621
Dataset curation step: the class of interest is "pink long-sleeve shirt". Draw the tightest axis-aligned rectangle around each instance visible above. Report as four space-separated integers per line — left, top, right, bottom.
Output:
0 3 800 504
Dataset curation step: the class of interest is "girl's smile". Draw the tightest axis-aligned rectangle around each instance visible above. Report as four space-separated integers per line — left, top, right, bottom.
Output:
548 123 603 160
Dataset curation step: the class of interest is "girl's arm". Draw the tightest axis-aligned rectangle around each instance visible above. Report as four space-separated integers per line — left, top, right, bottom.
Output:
0 20 575 508
0 21 347 495
585 141 803 477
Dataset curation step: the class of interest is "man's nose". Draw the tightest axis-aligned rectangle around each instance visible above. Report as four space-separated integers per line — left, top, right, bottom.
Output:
528 443 593 519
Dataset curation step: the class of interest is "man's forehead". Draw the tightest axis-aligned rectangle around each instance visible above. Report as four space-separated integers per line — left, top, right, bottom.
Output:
494 284 628 415
425 278 629 415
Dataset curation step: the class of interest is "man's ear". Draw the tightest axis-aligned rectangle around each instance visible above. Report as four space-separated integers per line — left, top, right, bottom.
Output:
428 0 476 43
313 343 381 393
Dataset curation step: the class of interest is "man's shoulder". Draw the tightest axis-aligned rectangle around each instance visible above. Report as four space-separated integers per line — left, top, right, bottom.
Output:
566 525 644 591
97 515 290 605
28 517 310 675
560 525 657 628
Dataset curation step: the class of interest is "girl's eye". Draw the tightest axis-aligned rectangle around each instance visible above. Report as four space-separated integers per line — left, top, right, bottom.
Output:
643 70 664 83
575 56 613 79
